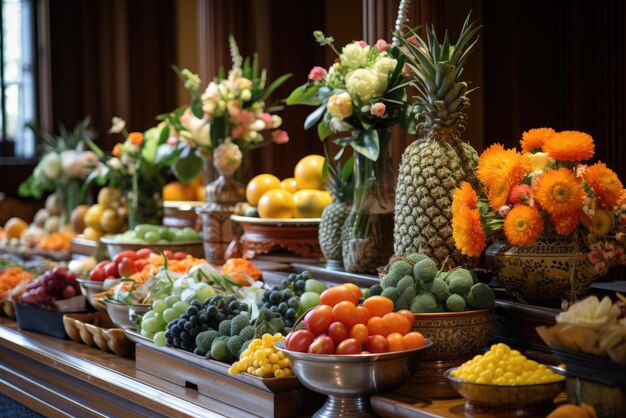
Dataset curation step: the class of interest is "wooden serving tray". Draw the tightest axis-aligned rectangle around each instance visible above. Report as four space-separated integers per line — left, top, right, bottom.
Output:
126 330 325 418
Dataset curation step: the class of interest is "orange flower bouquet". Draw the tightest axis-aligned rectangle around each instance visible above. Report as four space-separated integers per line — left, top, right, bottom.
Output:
452 128 626 274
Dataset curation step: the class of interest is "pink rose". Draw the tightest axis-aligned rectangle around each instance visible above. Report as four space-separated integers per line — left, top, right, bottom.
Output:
166 136 178 147
308 66 327 81
498 205 511 217
357 40 368 48
370 102 386 117
262 112 273 128
375 39 390 52
407 35 420 46
588 251 602 264
271 129 289 144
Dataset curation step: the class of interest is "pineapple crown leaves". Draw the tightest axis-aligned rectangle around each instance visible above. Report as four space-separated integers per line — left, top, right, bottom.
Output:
396 13 480 131
29 116 94 155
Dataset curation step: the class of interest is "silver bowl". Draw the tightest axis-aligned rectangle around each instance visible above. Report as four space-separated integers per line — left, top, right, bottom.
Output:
444 367 565 415
102 300 151 330
276 339 432 418
76 278 111 311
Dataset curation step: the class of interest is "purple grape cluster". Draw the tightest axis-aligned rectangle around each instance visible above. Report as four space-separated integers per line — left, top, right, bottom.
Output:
17 266 79 306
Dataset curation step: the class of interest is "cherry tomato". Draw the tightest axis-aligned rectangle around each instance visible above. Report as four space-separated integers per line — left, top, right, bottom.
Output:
349 323 369 345
104 262 119 278
335 338 361 355
320 286 358 307
328 322 348 346
366 335 389 353
356 306 371 324
113 250 138 265
332 301 359 329
304 305 333 335
117 257 137 277
308 335 335 354
387 332 406 352
136 248 154 259
397 309 416 329
340 283 362 300
134 258 150 271
163 250 174 260
404 332 426 350
94 260 109 271
173 251 187 260
367 316 390 337
362 296 394 317
89 268 105 282
383 312 412 335
285 329 315 353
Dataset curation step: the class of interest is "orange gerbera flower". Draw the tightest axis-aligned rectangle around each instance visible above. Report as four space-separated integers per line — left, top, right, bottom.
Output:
503 205 544 245
583 161 625 209
542 130 594 161
520 127 556 153
452 206 486 257
129 132 144 146
550 209 581 236
488 177 511 212
477 144 530 191
452 182 478 214
534 168 585 216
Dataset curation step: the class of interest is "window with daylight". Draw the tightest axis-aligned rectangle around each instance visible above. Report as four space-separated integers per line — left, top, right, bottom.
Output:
0 0 35 158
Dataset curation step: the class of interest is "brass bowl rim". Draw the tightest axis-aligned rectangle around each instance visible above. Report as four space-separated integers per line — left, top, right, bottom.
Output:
413 306 496 319
444 366 565 388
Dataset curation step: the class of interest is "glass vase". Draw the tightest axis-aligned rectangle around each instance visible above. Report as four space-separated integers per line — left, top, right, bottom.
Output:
56 178 86 226
125 171 166 228
342 128 396 273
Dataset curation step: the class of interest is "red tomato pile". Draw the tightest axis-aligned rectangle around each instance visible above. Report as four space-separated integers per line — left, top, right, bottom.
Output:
88 249 187 281
285 286 426 355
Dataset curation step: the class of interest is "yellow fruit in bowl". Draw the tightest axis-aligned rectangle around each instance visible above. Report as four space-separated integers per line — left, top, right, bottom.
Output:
4 217 28 239
84 204 104 229
294 155 326 190
71 204 89 232
100 208 123 233
246 174 281 206
163 182 198 201
97 187 122 208
280 177 298 193
82 226 102 241
258 189 295 219
293 189 332 218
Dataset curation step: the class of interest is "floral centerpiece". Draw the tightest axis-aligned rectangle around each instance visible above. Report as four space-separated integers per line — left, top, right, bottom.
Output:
159 36 291 188
451 128 626 304
286 26 414 273
19 118 99 224
87 119 175 228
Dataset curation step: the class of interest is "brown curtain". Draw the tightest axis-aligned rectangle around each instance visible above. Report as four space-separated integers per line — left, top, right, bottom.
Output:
48 0 177 151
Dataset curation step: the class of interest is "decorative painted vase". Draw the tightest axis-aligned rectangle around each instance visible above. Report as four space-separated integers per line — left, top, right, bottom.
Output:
485 234 600 307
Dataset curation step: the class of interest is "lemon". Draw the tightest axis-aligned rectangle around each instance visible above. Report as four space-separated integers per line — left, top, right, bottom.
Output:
280 177 298 193
84 204 104 229
258 189 295 219
100 208 123 233
97 187 123 208
246 174 281 206
82 226 102 241
294 155 326 190
293 189 332 218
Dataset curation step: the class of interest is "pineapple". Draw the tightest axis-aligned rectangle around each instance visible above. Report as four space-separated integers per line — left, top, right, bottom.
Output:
318 154 352 269
393 15 481 270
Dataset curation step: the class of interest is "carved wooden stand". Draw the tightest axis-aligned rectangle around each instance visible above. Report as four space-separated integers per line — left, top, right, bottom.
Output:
227 216 323 260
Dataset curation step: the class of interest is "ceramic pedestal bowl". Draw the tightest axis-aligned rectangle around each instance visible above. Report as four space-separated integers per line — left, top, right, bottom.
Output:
411 307 496 398
103 300 151 330
445 367 565 417
276 339 432 418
